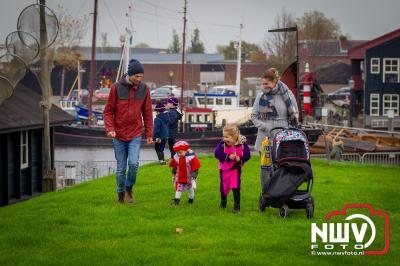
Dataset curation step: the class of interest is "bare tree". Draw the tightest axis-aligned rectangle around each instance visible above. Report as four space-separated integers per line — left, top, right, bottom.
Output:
217 41 267 62
100 32 115 53
53 5 89 98
297 10 341 70
168 29 181 53
297 11 340 41
187 28 205 53
263 8 297 72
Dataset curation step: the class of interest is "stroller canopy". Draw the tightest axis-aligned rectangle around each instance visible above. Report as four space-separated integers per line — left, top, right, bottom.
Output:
273 129 310 160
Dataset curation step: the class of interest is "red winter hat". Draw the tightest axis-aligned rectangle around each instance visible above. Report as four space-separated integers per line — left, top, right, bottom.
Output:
173 141 190 152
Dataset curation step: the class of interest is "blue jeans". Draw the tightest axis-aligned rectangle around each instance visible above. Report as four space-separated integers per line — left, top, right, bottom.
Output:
113 137 142 193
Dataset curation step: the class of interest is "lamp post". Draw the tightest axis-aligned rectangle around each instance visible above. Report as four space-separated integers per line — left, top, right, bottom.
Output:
348 79 355 127
169 70 174 87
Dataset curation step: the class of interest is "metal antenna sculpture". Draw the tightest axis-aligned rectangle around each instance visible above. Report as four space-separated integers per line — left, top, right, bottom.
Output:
0 3 58 103
0 30 39 104
1 2 59 191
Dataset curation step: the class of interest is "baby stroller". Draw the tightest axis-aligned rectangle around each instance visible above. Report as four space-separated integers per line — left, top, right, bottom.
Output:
259 127 314 218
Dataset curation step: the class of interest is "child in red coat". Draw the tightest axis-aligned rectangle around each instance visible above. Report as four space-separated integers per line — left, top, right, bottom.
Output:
169 141 201 205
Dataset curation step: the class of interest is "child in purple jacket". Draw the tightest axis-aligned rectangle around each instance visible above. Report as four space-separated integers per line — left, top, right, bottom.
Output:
214 124 251 213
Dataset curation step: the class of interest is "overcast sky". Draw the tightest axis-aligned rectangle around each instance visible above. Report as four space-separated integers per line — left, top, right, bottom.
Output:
1 0 399 53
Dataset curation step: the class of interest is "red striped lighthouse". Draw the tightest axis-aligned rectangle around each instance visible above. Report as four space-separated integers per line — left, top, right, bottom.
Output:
302 63 313 116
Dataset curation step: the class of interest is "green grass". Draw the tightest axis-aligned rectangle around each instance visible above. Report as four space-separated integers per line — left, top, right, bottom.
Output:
0 156 399 266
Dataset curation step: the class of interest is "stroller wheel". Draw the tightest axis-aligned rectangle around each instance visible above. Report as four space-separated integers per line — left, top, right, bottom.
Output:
259 194 267 212
306 202 314 219
279 204 289 218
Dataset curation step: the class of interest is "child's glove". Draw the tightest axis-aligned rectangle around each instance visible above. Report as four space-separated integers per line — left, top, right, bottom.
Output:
191 179 197 190
155 138 161 143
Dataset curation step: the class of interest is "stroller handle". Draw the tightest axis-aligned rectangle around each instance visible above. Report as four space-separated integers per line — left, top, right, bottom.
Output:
270 127 285 134
270 126 302 135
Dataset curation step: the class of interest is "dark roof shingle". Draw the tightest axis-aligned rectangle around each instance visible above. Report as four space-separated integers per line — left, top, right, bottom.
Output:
0 84 74 133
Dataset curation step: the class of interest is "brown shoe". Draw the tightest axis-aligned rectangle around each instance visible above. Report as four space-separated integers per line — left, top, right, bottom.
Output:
117 192 125 204
125 187 135 204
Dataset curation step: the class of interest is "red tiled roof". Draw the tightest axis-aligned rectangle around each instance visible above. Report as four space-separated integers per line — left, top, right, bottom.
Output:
300 39 367 57
348 28 400 59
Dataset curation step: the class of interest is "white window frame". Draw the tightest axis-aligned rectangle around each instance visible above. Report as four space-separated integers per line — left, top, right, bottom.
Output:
20 131 29 169
188 114 194 123
383 94 399 116
370 94 380 116
383 58 399 83
196 114 203 123
206 97 214 106
197 97 205 106
370 58 380 74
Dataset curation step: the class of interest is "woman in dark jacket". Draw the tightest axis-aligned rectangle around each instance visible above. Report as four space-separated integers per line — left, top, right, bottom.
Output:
166 96 183 158
153 103 170 165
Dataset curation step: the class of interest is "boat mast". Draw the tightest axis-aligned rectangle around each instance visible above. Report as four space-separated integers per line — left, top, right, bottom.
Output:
116 36 125 81
77 58 81 102
125 5 134 73
235 23 243 107
116 4 134 82
180 0 187 132
88 0 98 127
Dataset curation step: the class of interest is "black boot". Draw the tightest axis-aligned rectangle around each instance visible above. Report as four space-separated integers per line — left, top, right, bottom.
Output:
220 194 227 209
155 146 164 162
157 151 166 165
172 198 180 205
168 138 176 159
156 150 162 163
232 189 240 213
188 198 194 204
117 192 125 204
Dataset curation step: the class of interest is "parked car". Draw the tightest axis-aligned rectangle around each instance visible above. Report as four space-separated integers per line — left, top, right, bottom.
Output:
144 82 157 91
69 89 90 103
151 85 182 98
207 85 237 95
95 87 111 101
328 87 351 106
150 87 194 105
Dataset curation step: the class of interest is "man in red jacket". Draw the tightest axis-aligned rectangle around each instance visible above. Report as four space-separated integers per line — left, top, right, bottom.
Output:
103 59 153 204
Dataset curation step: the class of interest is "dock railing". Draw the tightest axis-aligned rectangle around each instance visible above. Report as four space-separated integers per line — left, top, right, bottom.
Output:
311 152 400 166
55 159 158 189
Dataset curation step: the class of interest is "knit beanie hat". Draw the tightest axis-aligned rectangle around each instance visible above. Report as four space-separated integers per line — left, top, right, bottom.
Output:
173 141 190 152
167 96 179 106
127 59 144 76
154 103 166 113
